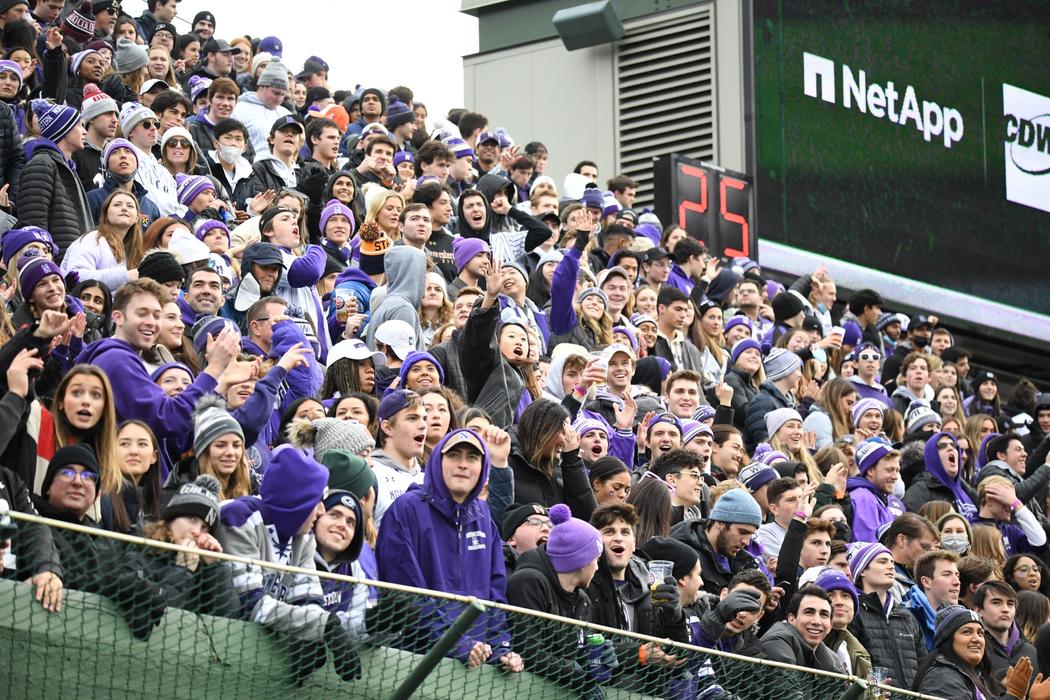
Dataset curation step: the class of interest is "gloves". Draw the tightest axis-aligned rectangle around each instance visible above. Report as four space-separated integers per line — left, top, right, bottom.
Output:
286 636 327 687
651 577 684 628
715 588 762 625
114 580 166 641
325 612 363 681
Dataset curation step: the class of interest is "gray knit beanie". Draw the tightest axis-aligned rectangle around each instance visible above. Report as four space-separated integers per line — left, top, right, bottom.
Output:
193 397 244 457
286 417 375 461
113 37 148 74
763 348 802 382
162 474 222 527
256 58 289 91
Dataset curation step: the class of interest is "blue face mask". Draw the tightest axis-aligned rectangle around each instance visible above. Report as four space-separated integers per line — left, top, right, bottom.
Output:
817 303 827 313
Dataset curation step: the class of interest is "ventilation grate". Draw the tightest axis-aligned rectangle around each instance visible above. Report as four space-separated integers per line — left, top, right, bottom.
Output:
615 4 716 211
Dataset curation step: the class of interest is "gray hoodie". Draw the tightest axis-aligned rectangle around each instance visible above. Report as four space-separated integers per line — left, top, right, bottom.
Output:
370 448 423 529
365 246 426 352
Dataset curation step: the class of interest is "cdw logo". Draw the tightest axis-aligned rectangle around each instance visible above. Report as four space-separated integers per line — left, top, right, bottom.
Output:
803 52 964 148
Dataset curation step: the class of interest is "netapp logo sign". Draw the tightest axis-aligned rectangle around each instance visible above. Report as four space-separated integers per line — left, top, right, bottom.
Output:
1003 83 1050 213
803 52 964 148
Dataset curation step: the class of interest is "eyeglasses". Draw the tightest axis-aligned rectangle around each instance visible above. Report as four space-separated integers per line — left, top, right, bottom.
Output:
675 470 703 481
55 468 99 484
167 139 190 149
525 516 552 529
141 120 160 130
858 352 881 361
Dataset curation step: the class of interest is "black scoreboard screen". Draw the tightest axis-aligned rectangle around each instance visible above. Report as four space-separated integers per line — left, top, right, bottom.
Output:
750 1 1050 315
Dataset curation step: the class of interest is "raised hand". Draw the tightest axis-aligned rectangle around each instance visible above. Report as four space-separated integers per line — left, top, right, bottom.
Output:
480 425 511 466
1004 656 1032 699
6 348 43 398
34 310 73 339
483 258 503 300
560 421 580 453
613 392 638 430
276 342 312 372
715 381 734 407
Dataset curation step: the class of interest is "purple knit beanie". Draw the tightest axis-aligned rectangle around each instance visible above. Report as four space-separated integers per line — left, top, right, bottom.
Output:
453 237 489 272
546 504 603 573
18 257 63 298
320 198 355 235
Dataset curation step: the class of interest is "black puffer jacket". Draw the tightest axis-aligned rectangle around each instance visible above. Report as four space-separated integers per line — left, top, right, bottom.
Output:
0 100 22 200
723 366 758 432
670 518 759 596
507 436 596 522
849 591 926 690
506 547 599 697
429 328 466 399
458 301 525 429
17 140 92 257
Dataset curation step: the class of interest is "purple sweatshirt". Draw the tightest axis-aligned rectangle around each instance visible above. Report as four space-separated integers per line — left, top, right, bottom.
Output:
376 430 514 663
847 477 905 542
76 337 217 442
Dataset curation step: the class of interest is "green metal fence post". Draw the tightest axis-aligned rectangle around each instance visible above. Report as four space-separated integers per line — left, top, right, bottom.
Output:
388 599 485 700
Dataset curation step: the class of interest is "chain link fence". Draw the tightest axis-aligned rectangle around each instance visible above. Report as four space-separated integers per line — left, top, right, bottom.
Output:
0 509 944 700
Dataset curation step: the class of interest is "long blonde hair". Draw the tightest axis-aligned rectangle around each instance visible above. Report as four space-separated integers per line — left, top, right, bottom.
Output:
95 190 144 266
363 187 405 240
420 272 453 329
770 432 822 485
197 444 252 500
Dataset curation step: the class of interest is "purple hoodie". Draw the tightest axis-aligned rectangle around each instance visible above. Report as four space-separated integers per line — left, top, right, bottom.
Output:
665 263 694 295
847 476 905 543
922 431 977 520
76 337 218 443
577 407 636 470
375 429 514 663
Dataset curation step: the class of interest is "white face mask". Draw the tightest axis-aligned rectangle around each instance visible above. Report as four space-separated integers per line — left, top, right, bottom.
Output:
217 145 243 164
940 535 969 554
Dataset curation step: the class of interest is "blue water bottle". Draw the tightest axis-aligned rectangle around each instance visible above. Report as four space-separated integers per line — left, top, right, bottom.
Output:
586 633 611 683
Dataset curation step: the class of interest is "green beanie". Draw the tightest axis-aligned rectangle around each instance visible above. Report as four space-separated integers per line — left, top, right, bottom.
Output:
320 449 377 500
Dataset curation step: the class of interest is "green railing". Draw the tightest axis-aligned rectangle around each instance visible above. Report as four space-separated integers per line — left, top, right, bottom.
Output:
0 509 945 700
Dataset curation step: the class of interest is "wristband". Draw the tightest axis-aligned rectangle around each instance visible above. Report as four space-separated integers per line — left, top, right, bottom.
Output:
638 644 648 666
794 511 809 520
573 384 588 396
1012 499 1023 511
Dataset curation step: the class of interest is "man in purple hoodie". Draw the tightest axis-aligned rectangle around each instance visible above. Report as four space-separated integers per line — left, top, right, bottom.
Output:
76 278 240 444
376 428 525 673
846 439 905 542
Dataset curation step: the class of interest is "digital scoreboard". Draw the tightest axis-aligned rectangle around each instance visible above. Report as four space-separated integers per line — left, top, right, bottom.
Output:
749 1 1050 316
653 154 757 261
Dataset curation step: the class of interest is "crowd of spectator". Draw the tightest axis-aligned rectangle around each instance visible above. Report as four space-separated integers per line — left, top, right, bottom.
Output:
1 1 1050 698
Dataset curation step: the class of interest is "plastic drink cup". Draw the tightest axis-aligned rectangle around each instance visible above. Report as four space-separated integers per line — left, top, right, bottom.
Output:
648 560 674 589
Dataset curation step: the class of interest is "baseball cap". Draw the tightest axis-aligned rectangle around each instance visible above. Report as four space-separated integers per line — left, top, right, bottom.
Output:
257 36 283 57
326 338 386 369
377 389 416 423
604 342 636 362
440 429 485 455
202 38 240 55
374 319 416 360
644 247 672 263
270 114 304 134
139 78 169 95
596 266 630 288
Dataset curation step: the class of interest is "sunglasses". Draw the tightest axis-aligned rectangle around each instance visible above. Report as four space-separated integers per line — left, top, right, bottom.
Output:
639 470 675 493
858 352 881 361
141 120 160 130
166 139 190 149
836 435 857 446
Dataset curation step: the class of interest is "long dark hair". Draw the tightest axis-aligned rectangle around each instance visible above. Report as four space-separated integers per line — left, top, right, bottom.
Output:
321 357 372 398
625 477 672 545
116 420 163 526
518 399 569 477
912 631 1003 696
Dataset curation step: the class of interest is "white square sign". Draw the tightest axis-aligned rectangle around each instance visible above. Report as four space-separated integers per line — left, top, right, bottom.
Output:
1003 83 1050 213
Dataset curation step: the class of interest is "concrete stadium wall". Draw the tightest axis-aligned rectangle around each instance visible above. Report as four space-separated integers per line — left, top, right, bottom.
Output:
0 579 647 699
